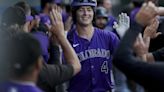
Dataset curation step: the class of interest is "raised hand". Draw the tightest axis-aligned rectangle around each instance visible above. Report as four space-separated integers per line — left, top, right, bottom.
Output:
133 33 150 61
143 17 161 39
49 5 65 38
113 13 130 38
135 1 158 26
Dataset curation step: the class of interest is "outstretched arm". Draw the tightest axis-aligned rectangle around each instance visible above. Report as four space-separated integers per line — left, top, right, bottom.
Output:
49 5 81 75
113 2 164 90
38 5 81 89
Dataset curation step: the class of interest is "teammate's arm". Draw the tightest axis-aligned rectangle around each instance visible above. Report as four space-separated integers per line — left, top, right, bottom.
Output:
49 5 81 75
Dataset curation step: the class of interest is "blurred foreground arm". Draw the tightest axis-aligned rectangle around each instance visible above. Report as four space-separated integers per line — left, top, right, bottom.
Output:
113 2 164 90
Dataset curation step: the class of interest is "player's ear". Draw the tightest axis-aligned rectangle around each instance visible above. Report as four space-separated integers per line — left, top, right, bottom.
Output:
9 24 22 31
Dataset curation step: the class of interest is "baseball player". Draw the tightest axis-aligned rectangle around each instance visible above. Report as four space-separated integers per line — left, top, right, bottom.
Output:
0 28 43 92
67 0 119 92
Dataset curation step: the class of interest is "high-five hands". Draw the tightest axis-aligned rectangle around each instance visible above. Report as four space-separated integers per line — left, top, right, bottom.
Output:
135 1 158 26
113 13 130 38
143 17 161 39
49 5 65 38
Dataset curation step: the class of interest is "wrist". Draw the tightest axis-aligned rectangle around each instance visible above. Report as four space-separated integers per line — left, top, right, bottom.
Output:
55 34 66 43
158 7 164 16
137 54 147 61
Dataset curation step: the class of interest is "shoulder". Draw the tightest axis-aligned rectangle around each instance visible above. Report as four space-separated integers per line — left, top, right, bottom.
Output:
94 28 120 48
95 27 118 39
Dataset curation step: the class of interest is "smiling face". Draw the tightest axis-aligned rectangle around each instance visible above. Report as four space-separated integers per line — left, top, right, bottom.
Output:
76 6 94 26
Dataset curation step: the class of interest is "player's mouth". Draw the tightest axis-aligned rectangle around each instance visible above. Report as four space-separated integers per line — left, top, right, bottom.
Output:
82 16 90 19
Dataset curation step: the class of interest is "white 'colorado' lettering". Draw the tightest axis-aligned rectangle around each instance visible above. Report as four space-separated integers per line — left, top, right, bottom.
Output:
77 48 111 62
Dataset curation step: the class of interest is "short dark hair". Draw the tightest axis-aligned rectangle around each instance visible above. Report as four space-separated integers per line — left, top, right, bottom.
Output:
97 0 104 6
72 6 96 24
41 0 54 10
6 31 42 77
1 6 26 27
31 7 39 16
14 1 31 15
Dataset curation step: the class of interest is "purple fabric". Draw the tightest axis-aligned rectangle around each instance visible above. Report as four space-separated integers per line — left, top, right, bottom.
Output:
107 15 117 28
0 81 42 92
71 3 97 7
130 7 140 22
35 15 40 20
39 14 51 25
67 27 120 92
39 12 68 25
26 15 34 22
53 0 62 4
62 11 69 23
32 31 49 63
104 15 119 37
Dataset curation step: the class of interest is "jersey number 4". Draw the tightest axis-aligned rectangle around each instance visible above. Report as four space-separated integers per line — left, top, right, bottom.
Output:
101 61 109 74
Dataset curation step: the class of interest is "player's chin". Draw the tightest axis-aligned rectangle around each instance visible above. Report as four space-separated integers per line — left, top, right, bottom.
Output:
79 21 91 26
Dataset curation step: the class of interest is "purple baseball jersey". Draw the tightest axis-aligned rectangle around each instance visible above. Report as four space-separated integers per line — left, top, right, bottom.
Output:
67 27 119 92
39 13 51 25
0 81 43 92
107 15 117 28
104 15 120 38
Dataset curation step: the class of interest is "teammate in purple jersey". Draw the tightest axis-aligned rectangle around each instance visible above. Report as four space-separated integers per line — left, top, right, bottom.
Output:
0 7 43 90
0 5 81 92
0 81 42 92
67 0 119 92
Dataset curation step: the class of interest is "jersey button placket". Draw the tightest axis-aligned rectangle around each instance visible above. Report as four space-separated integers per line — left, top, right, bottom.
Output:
91 62 96 85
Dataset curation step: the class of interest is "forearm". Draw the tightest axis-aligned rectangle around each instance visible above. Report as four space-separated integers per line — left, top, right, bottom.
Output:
146 53 155 63
136 54 147 61
56 34 81 75
158 7 164 16
113 3 164 89
113 21 164 88
113 21 143 77
48 44 61 64
136 53 155 63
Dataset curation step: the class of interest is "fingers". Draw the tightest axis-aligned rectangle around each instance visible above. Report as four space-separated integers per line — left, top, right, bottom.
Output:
120 13 124 23
136 1 158 26
143 16 160 39
119 13 130 26
143 36 150 48
151 18 159 30
114 13 130 38
49 5 63 26
155 32 162 37
113 21 118 29
143 1 158 16
138 33 145 46
118 13 128 23
49 11 55 25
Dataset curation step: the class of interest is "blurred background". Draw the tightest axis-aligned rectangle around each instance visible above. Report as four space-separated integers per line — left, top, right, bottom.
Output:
0 0 163 16
0 0 163 34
